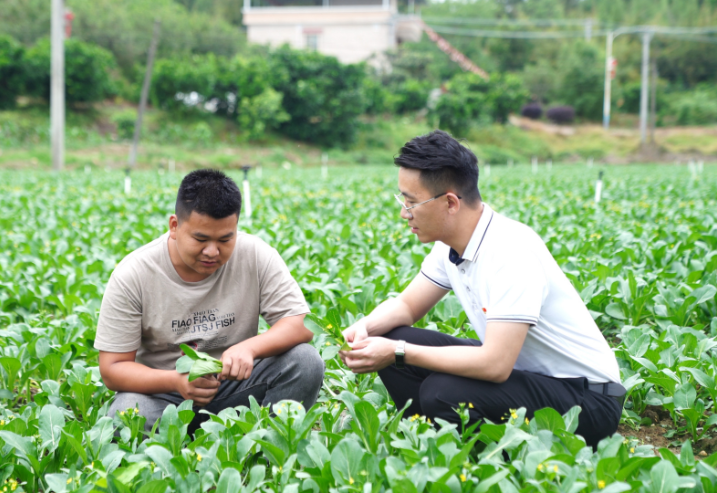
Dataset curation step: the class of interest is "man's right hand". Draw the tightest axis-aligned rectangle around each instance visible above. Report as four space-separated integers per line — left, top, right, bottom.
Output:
342 319 370 346
175 373 220 406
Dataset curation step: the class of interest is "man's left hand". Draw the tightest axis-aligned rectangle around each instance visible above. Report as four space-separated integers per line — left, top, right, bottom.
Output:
340 337 397 374
220 343 255 381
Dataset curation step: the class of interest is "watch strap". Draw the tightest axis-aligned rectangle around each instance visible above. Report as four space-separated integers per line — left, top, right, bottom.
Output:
395 340 406 369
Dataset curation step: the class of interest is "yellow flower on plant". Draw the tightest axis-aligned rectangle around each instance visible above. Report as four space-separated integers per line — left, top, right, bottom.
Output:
537 464 544 471
349 477 354 485
67 478 72 484
135 408 139 413
459 474 466 482
510 411 518 420
327 324 333 329
277 409 282 415
0 420 4 426
630 447 635 453
525 418 530 425
553 465 558 473
468 403 474 409
120 411 125 415
598 480 606 489
197 454 202 462
326 342 331 346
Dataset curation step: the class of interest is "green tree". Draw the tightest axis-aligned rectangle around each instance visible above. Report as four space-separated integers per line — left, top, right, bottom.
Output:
0 35 25 109
150 55 218 112
0 0 245 77
268 46 367 148
23 38 118 105
432 72 529 136
237 88 290 140
555 40 604 119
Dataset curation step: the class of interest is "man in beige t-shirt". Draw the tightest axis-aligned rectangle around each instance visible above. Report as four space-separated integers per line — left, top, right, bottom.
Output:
96 169 324 432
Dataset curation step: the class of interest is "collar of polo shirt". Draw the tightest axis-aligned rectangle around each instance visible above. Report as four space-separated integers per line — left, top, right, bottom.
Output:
448 203 494 265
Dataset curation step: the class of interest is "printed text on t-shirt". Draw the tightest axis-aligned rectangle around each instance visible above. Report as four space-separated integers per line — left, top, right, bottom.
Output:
171 309 236 335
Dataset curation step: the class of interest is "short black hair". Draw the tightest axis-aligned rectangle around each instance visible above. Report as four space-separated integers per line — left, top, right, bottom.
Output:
175 169 242 222
394 130 481 206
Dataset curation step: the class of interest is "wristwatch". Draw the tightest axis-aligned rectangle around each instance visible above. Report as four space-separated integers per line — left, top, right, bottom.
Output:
395 340 406 369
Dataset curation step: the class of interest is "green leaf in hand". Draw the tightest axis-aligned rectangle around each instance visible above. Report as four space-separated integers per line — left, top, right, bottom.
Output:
176 355 193 374
188 359 224 382
177 343 224 380
179 344 200 360
339 336 352 351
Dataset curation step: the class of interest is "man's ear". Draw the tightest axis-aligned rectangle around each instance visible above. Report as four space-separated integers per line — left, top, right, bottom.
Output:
446 193 461 214
169 214 179 239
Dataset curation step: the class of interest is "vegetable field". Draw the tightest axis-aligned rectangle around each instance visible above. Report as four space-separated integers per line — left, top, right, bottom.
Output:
1 164 717 493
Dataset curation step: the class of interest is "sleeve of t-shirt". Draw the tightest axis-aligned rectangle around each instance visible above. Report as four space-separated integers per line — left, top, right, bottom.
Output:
94 267 143 353
420 243 452 291
258 248 310 326
484 246 547 326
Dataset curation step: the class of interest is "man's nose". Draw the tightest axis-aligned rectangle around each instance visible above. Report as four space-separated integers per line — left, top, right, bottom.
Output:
203 243 219 257
400 207 413 220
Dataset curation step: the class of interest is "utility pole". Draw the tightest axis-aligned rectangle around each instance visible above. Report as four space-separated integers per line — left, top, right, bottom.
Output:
650 60 658 144
639 31 653 145
602 31 613 129
128 20 161 169
51 0 65 172
584 19 593 41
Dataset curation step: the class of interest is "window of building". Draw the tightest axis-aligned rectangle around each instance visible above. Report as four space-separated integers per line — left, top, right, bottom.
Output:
306 34 319 51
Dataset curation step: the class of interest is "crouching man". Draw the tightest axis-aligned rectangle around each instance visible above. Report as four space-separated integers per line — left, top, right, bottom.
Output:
97 169 324 432
340 130 624 449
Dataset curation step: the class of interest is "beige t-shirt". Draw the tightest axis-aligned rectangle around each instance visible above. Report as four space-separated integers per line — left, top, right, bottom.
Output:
95 232 309 370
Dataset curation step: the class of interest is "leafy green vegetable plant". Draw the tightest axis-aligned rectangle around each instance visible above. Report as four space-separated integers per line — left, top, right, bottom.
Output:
175 344 223 382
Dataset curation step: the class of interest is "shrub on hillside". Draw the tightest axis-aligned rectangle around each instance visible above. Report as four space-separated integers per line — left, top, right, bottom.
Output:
555 41 603 120
23 38 117 104
392 79 433 113
431 72 528 137
237 88 289 140
362 76 393 114
150 55 218 112
521 103 542 119
0 35 25 109
546 106 575 124
670 89 717 125
111 110 136 140
149 53 289 140
268 46 367 147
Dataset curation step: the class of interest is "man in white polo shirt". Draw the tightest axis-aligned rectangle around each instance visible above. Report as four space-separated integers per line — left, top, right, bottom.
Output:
340 130 623 448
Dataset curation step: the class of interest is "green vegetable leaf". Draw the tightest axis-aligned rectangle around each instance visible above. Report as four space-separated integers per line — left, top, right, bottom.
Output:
179 344 200 361
188 358 224 382
176 355 193 374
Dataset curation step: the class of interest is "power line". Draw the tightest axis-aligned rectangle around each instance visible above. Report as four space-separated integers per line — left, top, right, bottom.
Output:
426 25 605 39
424 23 717 40
668 33 717 43
421 16 600 28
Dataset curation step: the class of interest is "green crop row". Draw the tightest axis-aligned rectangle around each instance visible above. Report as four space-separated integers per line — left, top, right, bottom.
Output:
0 164 716 492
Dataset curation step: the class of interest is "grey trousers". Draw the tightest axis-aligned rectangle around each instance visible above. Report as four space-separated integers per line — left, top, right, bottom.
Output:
108 343 324 434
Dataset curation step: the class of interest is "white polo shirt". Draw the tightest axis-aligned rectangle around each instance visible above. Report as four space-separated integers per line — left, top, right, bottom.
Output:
420 203 620 384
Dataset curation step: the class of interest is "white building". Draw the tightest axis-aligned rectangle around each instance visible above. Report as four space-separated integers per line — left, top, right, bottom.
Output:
242 0 422 65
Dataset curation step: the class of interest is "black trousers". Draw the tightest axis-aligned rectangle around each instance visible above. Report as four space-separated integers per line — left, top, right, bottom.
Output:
378 326 622 449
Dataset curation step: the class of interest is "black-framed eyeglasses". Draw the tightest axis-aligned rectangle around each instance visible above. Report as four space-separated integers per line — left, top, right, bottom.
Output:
394 192 462 212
